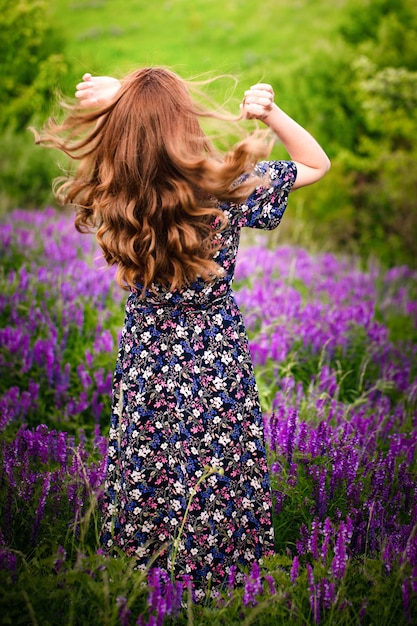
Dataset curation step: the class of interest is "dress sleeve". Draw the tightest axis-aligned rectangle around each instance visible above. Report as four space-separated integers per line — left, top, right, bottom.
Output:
234 160 297 230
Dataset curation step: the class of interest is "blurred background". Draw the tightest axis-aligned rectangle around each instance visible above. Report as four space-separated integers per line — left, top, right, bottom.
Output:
1 0 416 269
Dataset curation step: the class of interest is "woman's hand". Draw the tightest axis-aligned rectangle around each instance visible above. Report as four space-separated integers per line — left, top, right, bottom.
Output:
241 83 275 120
75 73 121 107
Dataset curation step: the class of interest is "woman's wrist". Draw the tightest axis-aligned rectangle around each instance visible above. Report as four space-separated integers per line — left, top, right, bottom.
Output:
261 104 286 133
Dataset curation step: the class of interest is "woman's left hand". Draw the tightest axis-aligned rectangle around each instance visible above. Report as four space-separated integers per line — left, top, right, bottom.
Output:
75 73 121 107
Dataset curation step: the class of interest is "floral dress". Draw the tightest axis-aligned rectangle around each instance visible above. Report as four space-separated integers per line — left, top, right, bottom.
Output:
100 160 297 594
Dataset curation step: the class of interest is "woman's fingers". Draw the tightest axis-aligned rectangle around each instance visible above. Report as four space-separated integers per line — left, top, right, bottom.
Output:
75 74 101 106
75 82 91 93
250 83 274 91
244 89 274 103
74 75 122 106
245 95 273 106
246 84 274 98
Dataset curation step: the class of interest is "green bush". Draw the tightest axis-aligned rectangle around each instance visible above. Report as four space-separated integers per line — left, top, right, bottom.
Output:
0 0 68 132
0 129 62 213
289 0 417 268
0 0 70 213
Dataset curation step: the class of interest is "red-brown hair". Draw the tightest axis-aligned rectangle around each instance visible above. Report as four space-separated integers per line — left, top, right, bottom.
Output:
36 67 272 290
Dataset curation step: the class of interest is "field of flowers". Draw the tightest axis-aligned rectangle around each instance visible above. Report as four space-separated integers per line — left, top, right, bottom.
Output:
1 207 416 625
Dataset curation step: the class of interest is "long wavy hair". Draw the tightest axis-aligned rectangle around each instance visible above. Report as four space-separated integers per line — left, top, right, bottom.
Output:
36 67 273 291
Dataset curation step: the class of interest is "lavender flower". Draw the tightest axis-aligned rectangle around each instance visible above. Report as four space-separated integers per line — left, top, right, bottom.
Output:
242 562 264 607
402 578 411 623
227 564 237 589
144 568 183 625
117 596 131 626
331 521 349 580
306 563 320 624
286 408 297 466
321 518 333 563
290 556 299 584
53 545 67 574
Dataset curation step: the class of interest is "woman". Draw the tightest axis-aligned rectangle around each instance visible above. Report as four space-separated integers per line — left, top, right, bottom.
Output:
38 67 330 597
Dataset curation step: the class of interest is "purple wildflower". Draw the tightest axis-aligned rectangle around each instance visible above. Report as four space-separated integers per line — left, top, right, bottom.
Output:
117 596 131 626
331 521 348 580
321 578 336 609
264 574 276 595
243 562 263 607
54 545 67 574
321 518 333 563
306 564 320 624
31 473 51 543
402 578 411 623
227 564 237 589
286 408 297 465
145 568 183 626
411 566 417 594
0 545 17 580
290 556 299 584
310 518 321 559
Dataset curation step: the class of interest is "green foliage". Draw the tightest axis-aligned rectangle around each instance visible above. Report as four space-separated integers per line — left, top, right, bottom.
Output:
1 523 413 624
0 548 149 626
345 57 417 267
0 0 68 132
287 0 417 268
340 0 417 69
0 129 62 213
0 0 69 214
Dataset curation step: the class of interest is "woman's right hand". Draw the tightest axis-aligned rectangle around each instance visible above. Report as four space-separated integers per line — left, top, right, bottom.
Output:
75 73 121 107
241 83 275 120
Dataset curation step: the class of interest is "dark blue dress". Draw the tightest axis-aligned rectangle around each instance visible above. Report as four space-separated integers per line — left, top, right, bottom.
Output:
100 160 297 596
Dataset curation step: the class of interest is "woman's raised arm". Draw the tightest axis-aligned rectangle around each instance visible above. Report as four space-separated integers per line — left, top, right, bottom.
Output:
242 83 330 189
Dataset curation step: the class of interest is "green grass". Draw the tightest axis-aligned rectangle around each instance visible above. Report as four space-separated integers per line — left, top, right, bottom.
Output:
51 0 347 101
